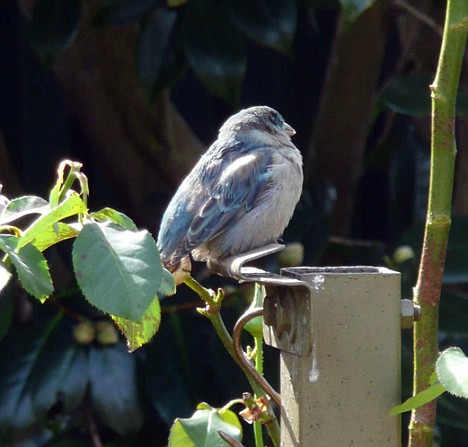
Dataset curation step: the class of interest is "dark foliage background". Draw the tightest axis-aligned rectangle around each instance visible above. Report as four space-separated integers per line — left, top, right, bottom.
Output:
1 0 468 446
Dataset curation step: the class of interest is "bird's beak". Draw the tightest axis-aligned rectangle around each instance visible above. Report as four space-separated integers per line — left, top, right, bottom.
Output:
283 122 296 136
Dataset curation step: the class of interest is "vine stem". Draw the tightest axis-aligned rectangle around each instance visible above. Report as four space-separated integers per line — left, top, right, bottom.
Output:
409 3 468 446
183 275 281 447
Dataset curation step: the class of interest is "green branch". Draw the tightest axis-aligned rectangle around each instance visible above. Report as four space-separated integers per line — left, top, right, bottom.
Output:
409 3 468 446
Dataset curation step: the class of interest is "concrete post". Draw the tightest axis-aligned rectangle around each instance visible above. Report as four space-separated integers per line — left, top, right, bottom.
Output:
264 266 401 446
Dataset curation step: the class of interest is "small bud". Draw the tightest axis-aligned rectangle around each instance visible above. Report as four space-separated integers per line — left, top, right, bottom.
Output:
95 321 119 345
278 242 304 268
393 245 415 264
73 321 95 345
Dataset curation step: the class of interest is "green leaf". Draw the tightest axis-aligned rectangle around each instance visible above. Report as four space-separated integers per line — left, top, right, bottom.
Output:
224 0 297 55
89 344 144 433
168 405 242 447
27 0 82 55
89 207 138 231
0 235 53 302
112 297 161 352
0 196 49 225
72 222 163 321
158 267 176 298
92 0 159 26
31 324 88 415
30 222 80 252
382 74 468 116
183 0 246 106
138 5 180 98
390 383 446 416
436 347 468 398
0 313 63 430
382 75 432 116
339 0 376 23
18 192 87 250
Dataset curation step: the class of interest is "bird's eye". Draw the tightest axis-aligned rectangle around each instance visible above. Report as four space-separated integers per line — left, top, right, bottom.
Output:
270 113 283 127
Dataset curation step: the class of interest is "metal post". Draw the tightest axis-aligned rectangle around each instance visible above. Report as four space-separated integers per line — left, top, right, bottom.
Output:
264 266 402 447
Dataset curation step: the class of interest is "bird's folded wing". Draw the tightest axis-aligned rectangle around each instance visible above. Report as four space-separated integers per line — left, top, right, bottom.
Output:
185 149 273 250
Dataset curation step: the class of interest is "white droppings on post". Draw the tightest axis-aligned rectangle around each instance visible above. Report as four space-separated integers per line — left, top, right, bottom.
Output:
309 343 319 382
312 274 325 291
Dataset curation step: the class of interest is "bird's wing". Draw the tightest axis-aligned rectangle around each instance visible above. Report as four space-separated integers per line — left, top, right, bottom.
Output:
185 149 273 250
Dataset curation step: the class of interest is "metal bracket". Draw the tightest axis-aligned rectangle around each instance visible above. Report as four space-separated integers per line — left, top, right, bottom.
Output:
208 244 314 357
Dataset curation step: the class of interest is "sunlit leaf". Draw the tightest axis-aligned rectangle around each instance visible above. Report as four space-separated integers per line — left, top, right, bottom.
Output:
18 193 86 250
112 297 161 351
72 222 162 321
158 267 176 298
390 383 446 415
183 0 246 105
436 347 468 399
0 235 53 302
0 196 49 225
168 405 242 446
89 207 138 231
33 222 80 252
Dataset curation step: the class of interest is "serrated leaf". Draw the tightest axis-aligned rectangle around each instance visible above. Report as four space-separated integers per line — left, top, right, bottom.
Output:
18 193 87 250
436 347 468 398
0 235 53 302
389 383 446 416
27 0 82 54
224 0 297 55
0 196 49 225
72 222 162 321
89 208 138 231
158 267 176 298
89 344 144 433
137 5 178 97
92 0 158 26
30 222 80 252
112 297 161 352
339 0 376 23
183 0 246 106
168 406 242 447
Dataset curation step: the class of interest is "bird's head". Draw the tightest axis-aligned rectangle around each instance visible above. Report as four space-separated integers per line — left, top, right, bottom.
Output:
218 106 296 146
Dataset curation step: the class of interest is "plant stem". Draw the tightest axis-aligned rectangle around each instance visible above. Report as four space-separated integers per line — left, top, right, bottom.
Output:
184 275 280 447
253 333 265 447
409 3 468 446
